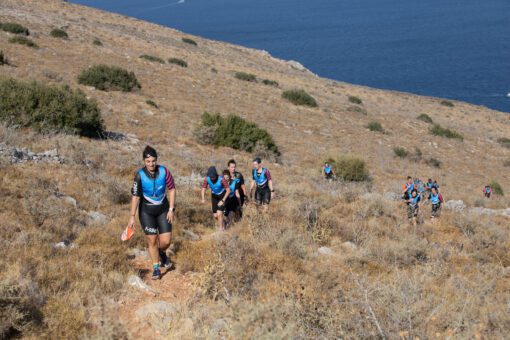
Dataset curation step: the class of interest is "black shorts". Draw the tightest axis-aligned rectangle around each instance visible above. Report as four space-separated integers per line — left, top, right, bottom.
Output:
325 172 333 179
211 194 226 214
431 203 441 217
139 199 172 235
255 186 271 205
224 196 240 215
407 205 418 219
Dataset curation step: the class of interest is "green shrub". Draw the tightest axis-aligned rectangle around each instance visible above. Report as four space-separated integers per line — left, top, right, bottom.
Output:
168 58 188 67
182 37 197 46
0 77 103 137
146 100 158 108
93 38 103 46
348 96 362 105
426 158 442 168
489 180 504 196
193 112 279 157
140 54 164 63
0 51 6 66
334 156 369 182
282 89 318 107
0 22 29 35
211 68 218 73
429 124 463 140
262 79 279 87
417 113 433 124
366 121 384 133
497 137 510 149
393 147 408 158
8 36 38 48
50 28 68 39
235 72 257 82
503 160 510 167
440 100 454 107
77 65 141 92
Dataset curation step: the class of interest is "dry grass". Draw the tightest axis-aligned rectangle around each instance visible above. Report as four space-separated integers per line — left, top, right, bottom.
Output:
1 0 510 338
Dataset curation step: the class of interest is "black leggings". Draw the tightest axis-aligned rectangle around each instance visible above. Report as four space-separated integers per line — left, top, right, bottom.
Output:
139 199 172 235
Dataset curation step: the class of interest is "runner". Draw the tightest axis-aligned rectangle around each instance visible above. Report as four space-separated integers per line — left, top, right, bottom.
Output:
228 159 247 217
128 146 175 280
222 169 242 225
250 157 274 212
406 189 421 226
201 166 230 231
322 162 334 180
402 176 414 200
430 186 442 220
483 185 492 199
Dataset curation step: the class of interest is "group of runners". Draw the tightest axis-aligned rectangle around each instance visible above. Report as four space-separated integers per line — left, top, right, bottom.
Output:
127 146 274 279
402 176 443 226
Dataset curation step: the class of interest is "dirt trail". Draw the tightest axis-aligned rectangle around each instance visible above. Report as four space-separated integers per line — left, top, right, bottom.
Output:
118 256 196 339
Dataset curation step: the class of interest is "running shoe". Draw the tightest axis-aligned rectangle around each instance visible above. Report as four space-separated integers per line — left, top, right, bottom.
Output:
151 267 161 280
159 250 173 270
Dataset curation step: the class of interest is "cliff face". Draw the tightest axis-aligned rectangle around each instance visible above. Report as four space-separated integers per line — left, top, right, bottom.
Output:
0 1 509 338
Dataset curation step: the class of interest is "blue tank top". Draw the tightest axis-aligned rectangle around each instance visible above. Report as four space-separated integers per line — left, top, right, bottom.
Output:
324 166 332 174
405 182 414 192
253 168 268 187
228 178 240 198
207 176 225 196
139 166 167 205
409 195 420 207
430 193 440 204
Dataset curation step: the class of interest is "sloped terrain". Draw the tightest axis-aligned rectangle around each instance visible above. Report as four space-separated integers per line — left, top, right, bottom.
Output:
0 0 509 338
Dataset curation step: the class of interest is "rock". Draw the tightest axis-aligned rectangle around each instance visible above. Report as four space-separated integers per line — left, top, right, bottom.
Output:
318 246 334 256
87 211 108 224
286 60 309 72
182 229 200 241
27 151 35 157
341 241 358 251
135 301 175 332
44 148 58 157
60 195 77 207
12 149 25 160
127 275 157 295
444 200 466 212
141 109 154 116
52 241 75 249
469 207 496 216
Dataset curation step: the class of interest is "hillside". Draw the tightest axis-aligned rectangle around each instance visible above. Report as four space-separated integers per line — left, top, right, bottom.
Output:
1 0 509 338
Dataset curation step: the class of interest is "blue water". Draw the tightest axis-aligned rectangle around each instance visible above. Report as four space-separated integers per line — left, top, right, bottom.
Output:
72 0 510 113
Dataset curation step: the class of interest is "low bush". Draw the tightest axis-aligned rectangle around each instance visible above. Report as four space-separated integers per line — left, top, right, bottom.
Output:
333 156 369 182
140 54 164 63
489 180 504 196
348 96 362 105
235 72 257 82
50 28 68 39
182 37 197 46
93 38 103 46
146 99 158 108
168 58 188 67
497 137 510 149
0 77 103 137
0 51 6 66
262 79 279 87
429 124 463 140
440 100 454 107
77 65 141 92
393 147 408 158
8 36 38 48
0 22 29 35
417 113 433 124
193 112 279 157
366 121 384 133
504 160 510 167
282 89 318 107
426 157 442 168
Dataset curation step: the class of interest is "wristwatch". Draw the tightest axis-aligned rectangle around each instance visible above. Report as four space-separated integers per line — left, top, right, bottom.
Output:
169 207 175 212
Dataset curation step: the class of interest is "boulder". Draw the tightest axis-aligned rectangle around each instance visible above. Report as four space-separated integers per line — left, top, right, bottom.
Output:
444 200 466 212
87 211 109 224
317 246 334 256
135 301 175 332
127 275 157 295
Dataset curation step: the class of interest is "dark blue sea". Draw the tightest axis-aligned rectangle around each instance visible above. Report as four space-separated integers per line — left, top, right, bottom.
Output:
72 0 510 113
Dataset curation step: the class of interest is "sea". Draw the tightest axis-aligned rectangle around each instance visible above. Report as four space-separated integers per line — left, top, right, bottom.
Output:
71 0 510 113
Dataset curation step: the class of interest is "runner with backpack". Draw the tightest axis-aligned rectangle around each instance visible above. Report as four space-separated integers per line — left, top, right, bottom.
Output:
402 176 414 200
201 166 230 231
483 185 492 199
430 186 443 220
222 169 242 225
250 158 274 212
322 162 335 180
406 189 421 226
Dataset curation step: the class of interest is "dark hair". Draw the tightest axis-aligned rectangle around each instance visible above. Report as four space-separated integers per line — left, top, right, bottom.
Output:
228 159 236 166
222 169 230 177
407 176 412 180
412 189 418 194
253 157 262 164
143 145 157 159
